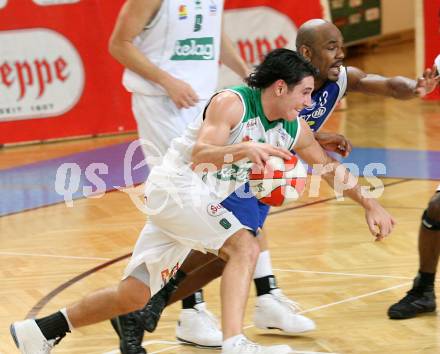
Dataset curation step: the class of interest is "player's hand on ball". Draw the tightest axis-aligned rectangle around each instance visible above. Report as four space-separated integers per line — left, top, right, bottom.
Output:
364 200 396 241
243 142 293 170
315 131 352 157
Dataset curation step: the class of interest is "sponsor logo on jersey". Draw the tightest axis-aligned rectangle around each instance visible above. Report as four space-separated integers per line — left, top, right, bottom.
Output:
219 218 232 229
209 0 217 14
215 163 251 182
298 90 332 129
161 262 180 288
179 4 188 20
207 203 227 217
171 37 215 60
194 14 203 32
245 118 258 129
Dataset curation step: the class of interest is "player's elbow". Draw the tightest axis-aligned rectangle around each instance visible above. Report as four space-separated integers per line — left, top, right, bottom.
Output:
191 143 205 168
108 35 126 61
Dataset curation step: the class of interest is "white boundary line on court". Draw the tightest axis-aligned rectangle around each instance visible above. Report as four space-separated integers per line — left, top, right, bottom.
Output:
273 268 413 280
103 281 412 354
0 251 111 261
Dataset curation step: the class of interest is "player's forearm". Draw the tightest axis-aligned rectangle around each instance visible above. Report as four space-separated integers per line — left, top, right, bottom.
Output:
387 76 417 99
191 142 248 170
321 160 375 209
109 40 173 88
220 32 249 79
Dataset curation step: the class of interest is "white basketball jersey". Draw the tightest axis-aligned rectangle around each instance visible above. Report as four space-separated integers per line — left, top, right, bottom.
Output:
162 86 301 200
123 0 224 99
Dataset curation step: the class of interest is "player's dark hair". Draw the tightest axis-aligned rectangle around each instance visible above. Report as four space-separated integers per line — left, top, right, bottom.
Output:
245 48 318 89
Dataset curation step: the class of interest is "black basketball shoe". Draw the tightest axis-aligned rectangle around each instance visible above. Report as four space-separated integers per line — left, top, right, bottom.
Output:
110 313 146 354
388 280 436 319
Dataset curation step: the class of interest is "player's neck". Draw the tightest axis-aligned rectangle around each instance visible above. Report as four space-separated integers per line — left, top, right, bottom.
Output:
314 78 326 92
260 90 280 121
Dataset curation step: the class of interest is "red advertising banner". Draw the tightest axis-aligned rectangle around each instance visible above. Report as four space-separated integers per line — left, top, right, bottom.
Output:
423 0 440 100
0 0 324 144
0 0 131 144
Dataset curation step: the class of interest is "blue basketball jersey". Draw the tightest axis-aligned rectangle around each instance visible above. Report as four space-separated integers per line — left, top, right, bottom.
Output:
298 66 347 132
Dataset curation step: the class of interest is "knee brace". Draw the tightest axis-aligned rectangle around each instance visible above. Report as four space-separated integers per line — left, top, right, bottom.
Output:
422 209 440 231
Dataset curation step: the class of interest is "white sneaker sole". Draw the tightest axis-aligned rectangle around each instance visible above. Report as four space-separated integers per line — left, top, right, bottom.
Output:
255 324 315 334
176 336 222 349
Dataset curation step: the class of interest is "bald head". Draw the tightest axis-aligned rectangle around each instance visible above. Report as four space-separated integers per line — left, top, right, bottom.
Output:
295 19 345 83
296 19 341 49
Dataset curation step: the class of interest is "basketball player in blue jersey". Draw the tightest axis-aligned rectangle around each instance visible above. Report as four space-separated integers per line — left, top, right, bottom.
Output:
125 19 440 343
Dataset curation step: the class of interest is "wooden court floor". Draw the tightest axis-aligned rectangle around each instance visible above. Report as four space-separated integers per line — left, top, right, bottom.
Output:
1 40 440 354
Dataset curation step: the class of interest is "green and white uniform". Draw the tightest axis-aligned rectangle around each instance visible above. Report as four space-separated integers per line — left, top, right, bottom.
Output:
124 85 302 295
123 0 224 159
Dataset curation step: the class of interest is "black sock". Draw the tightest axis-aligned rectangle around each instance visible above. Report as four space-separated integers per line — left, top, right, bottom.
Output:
169 269 186 289
182 289 204 309
416 271 436 289
35 311 70 340
254 275 278 296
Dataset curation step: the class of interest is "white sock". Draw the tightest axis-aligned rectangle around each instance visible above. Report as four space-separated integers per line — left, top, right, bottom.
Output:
60 308 74 331
222 334 246 350
253 250 273 279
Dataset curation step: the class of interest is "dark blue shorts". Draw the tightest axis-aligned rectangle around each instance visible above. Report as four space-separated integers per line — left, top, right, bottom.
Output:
221 183 270 236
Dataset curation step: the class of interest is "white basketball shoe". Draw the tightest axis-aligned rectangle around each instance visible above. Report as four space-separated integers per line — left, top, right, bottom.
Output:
10 319 61 354
222 336 294 354
254 289 316 334
176 302 223 347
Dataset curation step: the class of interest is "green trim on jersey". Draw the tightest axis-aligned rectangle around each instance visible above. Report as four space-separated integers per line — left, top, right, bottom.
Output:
228 85 300 149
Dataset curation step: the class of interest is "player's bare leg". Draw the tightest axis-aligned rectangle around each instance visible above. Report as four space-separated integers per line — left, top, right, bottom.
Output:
10 277 151 353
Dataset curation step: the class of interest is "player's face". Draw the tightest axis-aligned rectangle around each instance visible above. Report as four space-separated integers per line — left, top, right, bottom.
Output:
282 76 314 121
310 26 345 82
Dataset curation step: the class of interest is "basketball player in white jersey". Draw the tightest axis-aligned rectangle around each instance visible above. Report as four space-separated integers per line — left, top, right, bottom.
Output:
10 48 395 354
108 0 248 350
108 1 315 351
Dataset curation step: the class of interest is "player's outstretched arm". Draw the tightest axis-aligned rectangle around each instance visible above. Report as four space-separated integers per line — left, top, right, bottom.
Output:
191 92 293 170
295 119 395 240
109 0 198 108
347 65 440 99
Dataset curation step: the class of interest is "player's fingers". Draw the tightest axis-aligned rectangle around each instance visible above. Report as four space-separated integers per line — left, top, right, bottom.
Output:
423 68 431 79
344 139 353 154
183 94 197 107
254 156 264 171
366 217 378 237
273 146 294 159
175 100 184 109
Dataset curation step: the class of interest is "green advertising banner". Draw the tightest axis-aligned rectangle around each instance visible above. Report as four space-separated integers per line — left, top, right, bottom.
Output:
329 0 382 45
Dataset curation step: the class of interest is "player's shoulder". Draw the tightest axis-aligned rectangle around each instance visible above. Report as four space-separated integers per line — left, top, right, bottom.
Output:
206 90 244 124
